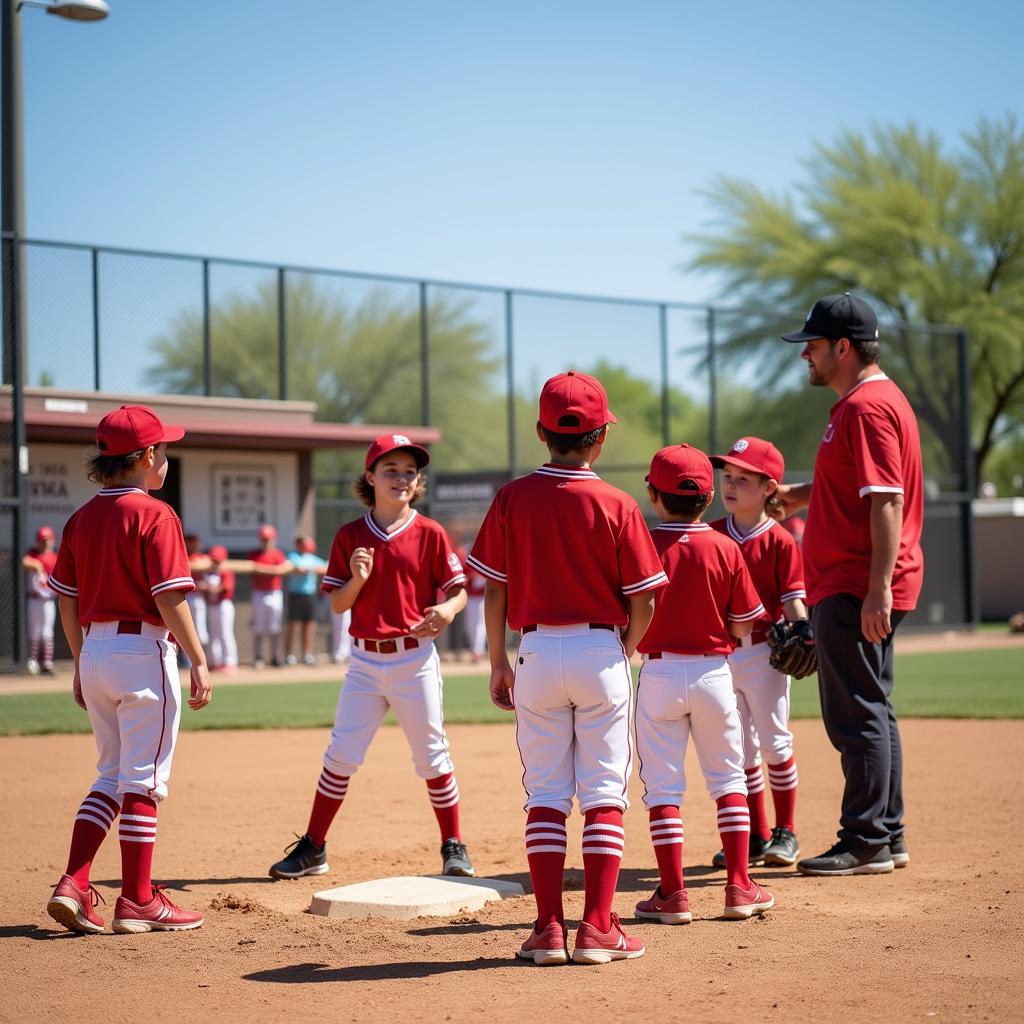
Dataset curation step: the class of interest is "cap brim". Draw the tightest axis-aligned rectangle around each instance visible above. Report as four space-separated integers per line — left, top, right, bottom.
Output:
780 330 822 343
607 409 618 425
160 425 186 444
710 454 772 477
368 443 430 469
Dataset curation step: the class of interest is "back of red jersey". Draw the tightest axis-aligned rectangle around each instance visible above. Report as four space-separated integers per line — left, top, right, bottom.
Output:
48 487 194 626
250 547 287 590
322 510 466 639
638 523 765 656
467 464 667 630
709 515 806 623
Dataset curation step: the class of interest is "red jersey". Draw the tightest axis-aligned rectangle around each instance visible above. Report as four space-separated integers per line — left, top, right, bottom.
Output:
638 522 765 657
206 570 236 605
189 551 207 584
27 548 59 599
804 374 924 610
467 463 667 631
48 486 194 626
250 547 287 591
322 510 466 640
709 515 806 624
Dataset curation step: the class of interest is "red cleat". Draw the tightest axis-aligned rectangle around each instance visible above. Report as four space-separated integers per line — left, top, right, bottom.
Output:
112 886 204 934
47 874 105 934
572 913 645 964
724 880 775 920
635 886 693 924
516 920 569 966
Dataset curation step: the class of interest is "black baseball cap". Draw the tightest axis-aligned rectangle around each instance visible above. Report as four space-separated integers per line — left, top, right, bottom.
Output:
781 293 879 343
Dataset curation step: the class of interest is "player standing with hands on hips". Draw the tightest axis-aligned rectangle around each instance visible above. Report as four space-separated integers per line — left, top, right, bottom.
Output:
45 405 212 934
469 371 668 966
776 294 923 876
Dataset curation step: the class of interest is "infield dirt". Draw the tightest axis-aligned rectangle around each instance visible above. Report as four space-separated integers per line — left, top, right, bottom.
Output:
2 718 1020 1023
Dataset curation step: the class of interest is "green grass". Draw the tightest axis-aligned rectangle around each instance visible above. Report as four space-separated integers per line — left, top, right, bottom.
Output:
1 648 1022 736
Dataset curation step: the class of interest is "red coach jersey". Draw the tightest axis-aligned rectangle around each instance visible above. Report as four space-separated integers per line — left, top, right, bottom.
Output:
250 547 287 591
27 548 58 598
322 510 466 640
48 486 194 626
467 463 667 631
709 515 806 624
638 522 765 657
206 570 236 605
804 374 924 610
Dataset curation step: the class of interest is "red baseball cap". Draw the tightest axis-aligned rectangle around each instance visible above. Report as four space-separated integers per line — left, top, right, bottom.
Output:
710 437 785 482
95 405 185 457
538 371 617 434
36 526 55 542
208 544 228 561
258 524 277 541
647 444 714 495
364 433 430 472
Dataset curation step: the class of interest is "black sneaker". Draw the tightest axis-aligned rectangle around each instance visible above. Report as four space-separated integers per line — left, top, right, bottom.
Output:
797 841 894 876
890 834 910 868
269 835 329 879
440 839 474 877
711 833 771 869
763 826 800 866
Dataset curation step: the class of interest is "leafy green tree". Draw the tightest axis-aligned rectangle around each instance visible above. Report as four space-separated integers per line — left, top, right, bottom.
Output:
687 116 1024 487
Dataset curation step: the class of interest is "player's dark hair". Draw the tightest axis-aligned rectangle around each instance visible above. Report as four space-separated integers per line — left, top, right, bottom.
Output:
834 336 880 365
352 471 427 508
649 485 713 520
541 421 605 455
86 449 147 485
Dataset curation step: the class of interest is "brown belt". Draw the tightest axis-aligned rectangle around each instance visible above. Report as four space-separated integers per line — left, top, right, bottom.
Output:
521 623 615 635
356 636 420 654
85 620 143 636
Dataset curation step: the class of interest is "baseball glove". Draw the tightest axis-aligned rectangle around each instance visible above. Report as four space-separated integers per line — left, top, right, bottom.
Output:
768 619 817 679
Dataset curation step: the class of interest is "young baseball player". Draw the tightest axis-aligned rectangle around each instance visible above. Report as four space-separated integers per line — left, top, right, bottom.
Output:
462 558 487 663
709 437 808 867
284 536 327 665
184 534 210 658
267 433 473 880
633 443 775 923
204 544 238 671
250 525 289 668
469 371 667 967
45 404 212 935
22 526 59 675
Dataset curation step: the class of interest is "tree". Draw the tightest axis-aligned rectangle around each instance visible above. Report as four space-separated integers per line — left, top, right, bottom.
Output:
687 115 1024 487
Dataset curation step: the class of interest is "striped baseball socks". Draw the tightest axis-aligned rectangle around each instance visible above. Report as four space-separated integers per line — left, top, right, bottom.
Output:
648 805 685 896
119 793 158 905
768 756 798 832
745 765 772 841
717 793 752 889
65 790 121 889
581 807 624 933
426 772 461 842
306 767 350 847
525 808 568 927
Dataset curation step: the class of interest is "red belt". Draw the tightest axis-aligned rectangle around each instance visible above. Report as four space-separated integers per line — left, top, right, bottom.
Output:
356 637 420 654
85 620 143 636
521 623 615 635
646 651 724 660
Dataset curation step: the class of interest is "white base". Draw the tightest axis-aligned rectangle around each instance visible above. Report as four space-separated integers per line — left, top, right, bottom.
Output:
309 875 525 920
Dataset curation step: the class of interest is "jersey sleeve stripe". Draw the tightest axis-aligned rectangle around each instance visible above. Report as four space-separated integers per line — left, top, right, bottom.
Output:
622 571 669 595
858 485 904 498
151 577 196 595
780 589 806 601
440 573 467 592
322 574 349 590
729 603 766 622
47 575 77 597
465 554 507 583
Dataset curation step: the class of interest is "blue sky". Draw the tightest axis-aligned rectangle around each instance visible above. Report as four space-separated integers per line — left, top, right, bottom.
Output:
19 0 1023 304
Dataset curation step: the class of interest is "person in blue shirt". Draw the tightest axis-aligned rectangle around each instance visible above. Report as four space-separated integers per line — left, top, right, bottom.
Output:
284 536 328 665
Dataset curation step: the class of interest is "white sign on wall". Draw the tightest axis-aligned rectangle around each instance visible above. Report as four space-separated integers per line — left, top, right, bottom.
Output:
211 465 277 534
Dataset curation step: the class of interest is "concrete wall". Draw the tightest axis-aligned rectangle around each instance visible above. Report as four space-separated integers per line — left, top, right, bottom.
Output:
974 499 1024 621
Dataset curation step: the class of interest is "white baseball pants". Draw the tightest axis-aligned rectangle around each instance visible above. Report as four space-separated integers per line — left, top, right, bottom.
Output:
78 621 181 803
729 641 794 768
635 653 747 806
463 595 486 658
207 600 238 668
323 640 453 780
252 590 284 636
512 624 633 818
27 596 56 645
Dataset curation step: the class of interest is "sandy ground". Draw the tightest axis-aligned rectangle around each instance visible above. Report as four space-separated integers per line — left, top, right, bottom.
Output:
1 718 1021 1024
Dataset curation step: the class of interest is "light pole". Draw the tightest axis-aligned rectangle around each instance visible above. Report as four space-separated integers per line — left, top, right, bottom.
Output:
1 0 108 668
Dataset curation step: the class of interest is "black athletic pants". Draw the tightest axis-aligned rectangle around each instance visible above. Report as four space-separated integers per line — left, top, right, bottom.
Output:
811 593 907 850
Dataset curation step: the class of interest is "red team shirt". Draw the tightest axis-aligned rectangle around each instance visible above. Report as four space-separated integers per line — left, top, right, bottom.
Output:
709 515 806 625
638 523 765 657
48 486 195 626
27 547 59 598
207 570 236 605
250 547 288 590
803 375 924 610
322 510 467 640
467 464 668 630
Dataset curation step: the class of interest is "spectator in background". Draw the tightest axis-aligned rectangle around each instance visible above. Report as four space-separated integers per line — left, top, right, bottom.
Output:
250 524 290 669
463 558 487 663
184 534 210 657
22 526 59 675
285 536 328 666
204 545 238 672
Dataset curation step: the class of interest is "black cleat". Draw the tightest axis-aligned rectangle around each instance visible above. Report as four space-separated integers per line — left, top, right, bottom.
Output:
269 835 329 879
441 839 474 877
712 833 771 869
797 841 894 876
763 826 800 866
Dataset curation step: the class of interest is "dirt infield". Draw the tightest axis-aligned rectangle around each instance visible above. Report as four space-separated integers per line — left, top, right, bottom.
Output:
2 720 1020 1024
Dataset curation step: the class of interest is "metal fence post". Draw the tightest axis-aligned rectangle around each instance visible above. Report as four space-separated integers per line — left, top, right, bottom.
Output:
659 303 669 445
419 281 430 426
202 258 211 396
706 307 719 454
505 290 515 476
91 247 100 391
957 329 978 625
277 267 287 401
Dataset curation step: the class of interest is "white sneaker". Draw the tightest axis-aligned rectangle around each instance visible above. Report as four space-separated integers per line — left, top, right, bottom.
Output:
26 659 40 676
285 654 298 666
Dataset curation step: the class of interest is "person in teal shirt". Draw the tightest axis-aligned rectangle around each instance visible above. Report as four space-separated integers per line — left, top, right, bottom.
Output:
285 536 328 665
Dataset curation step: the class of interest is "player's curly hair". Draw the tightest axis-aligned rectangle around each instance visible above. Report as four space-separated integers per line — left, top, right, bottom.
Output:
352 471 427 508
541 422 605 455
86 449 147 485
648 485 713 519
